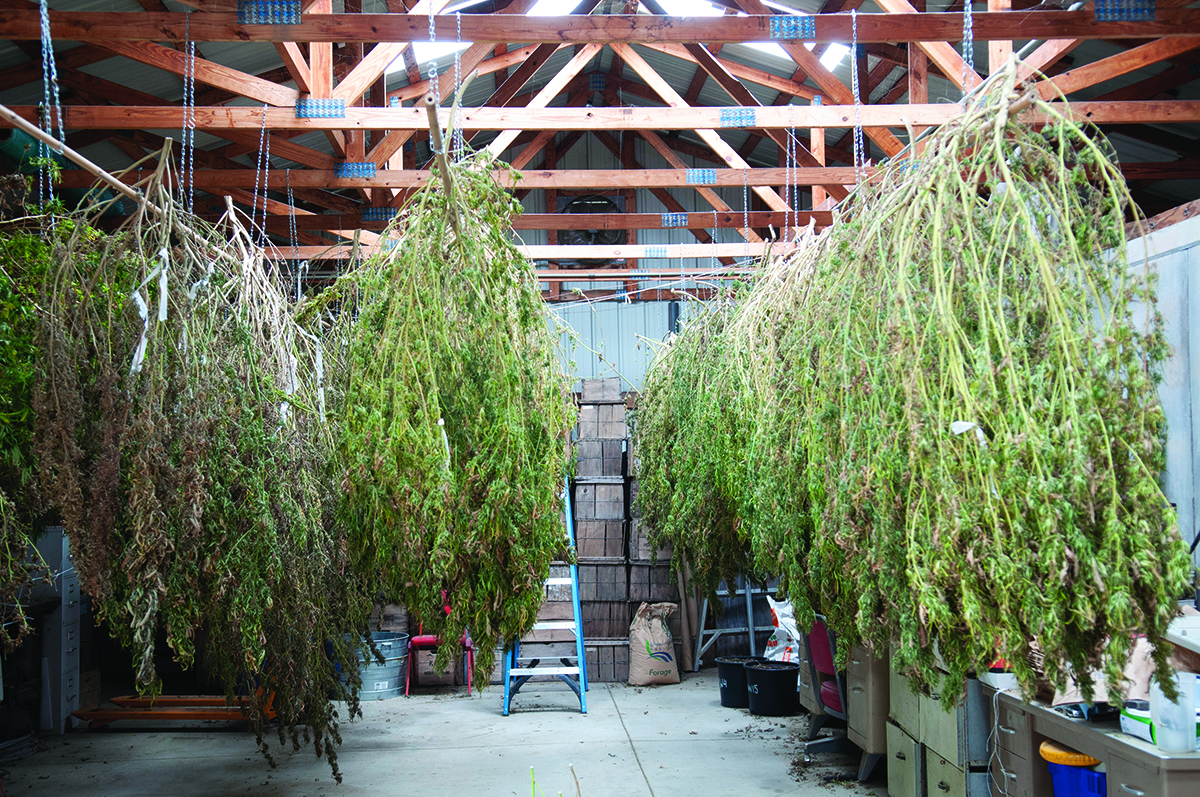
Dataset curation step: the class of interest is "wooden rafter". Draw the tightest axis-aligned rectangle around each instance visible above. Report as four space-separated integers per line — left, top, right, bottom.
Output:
8 10 1200 44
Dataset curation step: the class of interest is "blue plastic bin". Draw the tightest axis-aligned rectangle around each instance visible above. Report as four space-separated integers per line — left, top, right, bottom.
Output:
1047 762 1107 797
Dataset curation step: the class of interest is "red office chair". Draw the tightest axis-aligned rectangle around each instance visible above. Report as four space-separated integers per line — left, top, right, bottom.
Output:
405 594 475 696
804 618 850 751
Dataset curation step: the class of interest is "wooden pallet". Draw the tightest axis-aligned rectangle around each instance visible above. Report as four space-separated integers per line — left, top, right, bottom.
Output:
73 694 274 728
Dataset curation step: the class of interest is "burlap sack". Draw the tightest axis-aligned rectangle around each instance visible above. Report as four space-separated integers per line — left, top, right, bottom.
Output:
628 602 680 686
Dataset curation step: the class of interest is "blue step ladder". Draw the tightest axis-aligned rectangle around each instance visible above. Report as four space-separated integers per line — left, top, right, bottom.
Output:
501 479 588 715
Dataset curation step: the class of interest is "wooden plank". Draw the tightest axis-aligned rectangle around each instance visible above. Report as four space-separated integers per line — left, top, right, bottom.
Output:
8 11 1200 44
10 101 1198 131
308 0 333 98
1093 50 1200 102
1037 38 1200 99
52 166 873 191
333 42 408 104
641 42 817 100
93 40 298 107
1125 196 1200 239
988 0 1012 75
269 243 783 261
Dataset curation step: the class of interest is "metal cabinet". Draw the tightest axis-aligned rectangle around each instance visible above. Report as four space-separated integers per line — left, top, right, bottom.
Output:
847 646 890 755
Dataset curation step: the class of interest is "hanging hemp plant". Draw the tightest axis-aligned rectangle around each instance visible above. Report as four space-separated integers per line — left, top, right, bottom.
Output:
27 167 369 780
329 146 576 683
636 62 1191 703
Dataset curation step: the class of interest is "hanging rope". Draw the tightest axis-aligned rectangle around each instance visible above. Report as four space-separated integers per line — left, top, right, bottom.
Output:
962 0 975 100
183 11 196 213
38 0 64 211
850 9 866 186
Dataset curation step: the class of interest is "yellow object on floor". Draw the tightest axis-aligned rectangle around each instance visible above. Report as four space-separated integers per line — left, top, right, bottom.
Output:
1039 739 1101 767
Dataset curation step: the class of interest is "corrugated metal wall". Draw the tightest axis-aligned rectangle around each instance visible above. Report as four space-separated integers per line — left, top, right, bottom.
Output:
1130 215 1200 564
547 299 682 392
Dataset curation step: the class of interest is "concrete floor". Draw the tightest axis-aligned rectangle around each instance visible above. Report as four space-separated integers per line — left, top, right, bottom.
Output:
5 669 888 796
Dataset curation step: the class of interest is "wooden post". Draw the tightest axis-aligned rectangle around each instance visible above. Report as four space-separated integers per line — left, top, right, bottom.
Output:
988 0 1013 75
908 44 929 156
810 96 827 210
308 0 333 98
544 135 560 300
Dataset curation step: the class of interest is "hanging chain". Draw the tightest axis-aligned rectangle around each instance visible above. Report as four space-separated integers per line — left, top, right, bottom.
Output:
711 208 718 273
286 168 299 264
850 9 866 185
428 1 440 106
452 12 464 156
787 103 796 242
38 0 63 210
251 104 270 246
962 0 975 101
183 11 196 213
742 167 750 261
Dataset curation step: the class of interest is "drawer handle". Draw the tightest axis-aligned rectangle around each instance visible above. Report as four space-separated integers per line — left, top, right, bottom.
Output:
1005 772 1017 781
894 751 907 761
931 694 941 701
851 658 862 665
1119 786 1145 796
936 782 950 792
999 725 1017 734
850 686 865 694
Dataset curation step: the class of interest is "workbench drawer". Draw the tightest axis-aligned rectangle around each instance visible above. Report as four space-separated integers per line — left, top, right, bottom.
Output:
1108 754 1165 797
887 720 920 797
890 666 920 737
994 699 1029 753
926 750 967 797
989 745 1029 797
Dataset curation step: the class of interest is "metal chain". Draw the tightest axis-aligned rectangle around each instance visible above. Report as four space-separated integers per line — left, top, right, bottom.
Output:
183 11 196 213
428 1 440 105
962 0 975 101
452 12 464 156
39 0 63 210
286 168 298 264
787 102 796 242
743 167 750 261
850 9 865 185
711 208 718 272
251 104 269 246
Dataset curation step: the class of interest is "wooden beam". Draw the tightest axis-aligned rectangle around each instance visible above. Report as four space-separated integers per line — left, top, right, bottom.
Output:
641 42 817 100
308 0 333 98
9 11 1200 44
273 242 794 260
988 0 1012 75
1093 51 1200 102
487 42 603 158
93 40 299 106
1125 196 1200 238
638 130 761 244
333 42 408 104
274 42 311 94
11 101 1200 131
217 210 833 232
1037 38 1200 99
52 166 874 191
870 0 982 91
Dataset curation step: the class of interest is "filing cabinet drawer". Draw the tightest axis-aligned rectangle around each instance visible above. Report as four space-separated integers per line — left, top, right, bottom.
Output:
989 745 1029 797
887 720 921 797
926 749 967 797
994 699 1029 751
921 689 963 765
890 665 920 736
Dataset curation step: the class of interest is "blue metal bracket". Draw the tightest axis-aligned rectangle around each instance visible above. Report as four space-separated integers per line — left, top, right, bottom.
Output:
335 161 377 179
295 98 346 118
661 212 688 228
769 15 815 41
686 168 717 185
389 96 400 108
362 207 399 222
588 72 606 92
719 107 757 128
644 246 668 258
237 0 301 24
1094 0 1155 21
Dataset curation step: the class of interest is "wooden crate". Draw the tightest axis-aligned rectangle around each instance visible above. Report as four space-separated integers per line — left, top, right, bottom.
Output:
575 439 623 478
628 518 671 563
576 519 625 559
574 482 624 520
578 561 628 602
585 639 630 683
582 601 629 638
369 603 408 633
629 563 677 603
577 404 601 440
544 562 572 601
581 377 622 402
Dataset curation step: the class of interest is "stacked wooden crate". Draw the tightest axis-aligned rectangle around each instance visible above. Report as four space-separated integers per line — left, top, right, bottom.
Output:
574 378 631 682
626 464 681 643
